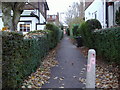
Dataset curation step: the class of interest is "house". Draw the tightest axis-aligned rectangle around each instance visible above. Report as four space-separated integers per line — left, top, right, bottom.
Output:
47 13 60 26
0 1 49 34
85 0 120 28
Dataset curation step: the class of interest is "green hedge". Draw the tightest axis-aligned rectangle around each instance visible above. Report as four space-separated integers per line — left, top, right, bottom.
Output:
45 23 63 48
2 27 63 88
78 19 102 48
72 24 80 37
66 28 70 36
93 27 120 64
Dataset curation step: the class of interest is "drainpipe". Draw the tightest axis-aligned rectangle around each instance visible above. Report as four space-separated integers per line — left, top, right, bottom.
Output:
113 2 114 26
38 1 40 23
103 0 106 28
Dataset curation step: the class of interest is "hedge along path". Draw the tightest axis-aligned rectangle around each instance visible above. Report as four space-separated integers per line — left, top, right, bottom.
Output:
42 35 87 88
2 28 63 88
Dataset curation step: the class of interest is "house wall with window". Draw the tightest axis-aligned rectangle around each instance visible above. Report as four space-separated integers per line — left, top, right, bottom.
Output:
0 1 49 33
85 0 120 28
0 8 3 30
47 13 60 26
0 18 3 30
85 0 105 28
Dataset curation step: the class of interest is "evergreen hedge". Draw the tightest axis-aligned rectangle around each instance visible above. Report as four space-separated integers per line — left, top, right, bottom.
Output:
77 19 120 64
2 25 63 88
45 23 63 48
78 19 102 48
72 24 80 36
93 27 120 64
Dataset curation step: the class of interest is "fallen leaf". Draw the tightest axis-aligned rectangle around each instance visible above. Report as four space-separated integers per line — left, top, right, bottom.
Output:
59 86 64 88
28 85 32 88
59 77 64 81
21 86 26 88
73 76 77 78
54 77 58 80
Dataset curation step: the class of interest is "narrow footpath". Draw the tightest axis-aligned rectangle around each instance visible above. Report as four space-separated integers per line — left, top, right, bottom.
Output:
42 35 87 88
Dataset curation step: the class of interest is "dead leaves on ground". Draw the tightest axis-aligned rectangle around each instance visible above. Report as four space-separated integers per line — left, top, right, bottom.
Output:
21 49 58 88
96 65 119 88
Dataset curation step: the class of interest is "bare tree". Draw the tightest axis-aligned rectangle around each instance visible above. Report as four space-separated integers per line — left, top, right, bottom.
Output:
65 2 84 28
2 2 26 31
65 2 80 24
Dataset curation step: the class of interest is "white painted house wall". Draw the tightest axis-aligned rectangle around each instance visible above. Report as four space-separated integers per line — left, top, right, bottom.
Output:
0 9 46 32
85 0 105 28
17 17 37 34
85 0 120 28
0 18 3 30
17 10 46 32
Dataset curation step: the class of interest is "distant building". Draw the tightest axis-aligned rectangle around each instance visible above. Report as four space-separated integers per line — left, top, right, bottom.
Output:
85 0 120 28
47 13 60 26
0 1 49 34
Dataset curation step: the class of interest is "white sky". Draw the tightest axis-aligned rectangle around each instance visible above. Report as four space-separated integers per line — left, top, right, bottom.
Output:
46 0 79 24
47 0 79 14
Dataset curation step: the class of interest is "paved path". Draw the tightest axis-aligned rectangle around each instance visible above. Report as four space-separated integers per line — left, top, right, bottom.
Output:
42 35 87 88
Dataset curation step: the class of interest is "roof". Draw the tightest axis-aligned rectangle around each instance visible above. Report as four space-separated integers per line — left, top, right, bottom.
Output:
23 1 49 10
85 0 94 10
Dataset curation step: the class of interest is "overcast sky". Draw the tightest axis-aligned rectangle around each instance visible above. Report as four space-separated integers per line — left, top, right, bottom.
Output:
47 0 79 14
46 0 79 24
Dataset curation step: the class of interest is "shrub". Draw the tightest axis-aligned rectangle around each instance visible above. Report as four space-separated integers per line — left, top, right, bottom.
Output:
72 24 79 36
2 28 62 88
86 19 102 30
93 27 120 64
77 22 88 46
45 23 63 48
66 28 70 36
115 7 120 25
78 19 102 48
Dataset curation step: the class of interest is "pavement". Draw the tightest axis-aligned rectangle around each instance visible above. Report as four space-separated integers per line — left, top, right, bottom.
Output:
42 35 87 88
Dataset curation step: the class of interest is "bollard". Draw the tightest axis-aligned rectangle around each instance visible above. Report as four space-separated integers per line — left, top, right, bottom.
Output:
86 49 96 88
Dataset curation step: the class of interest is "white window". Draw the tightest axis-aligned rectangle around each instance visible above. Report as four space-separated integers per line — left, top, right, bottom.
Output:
19 22 31 32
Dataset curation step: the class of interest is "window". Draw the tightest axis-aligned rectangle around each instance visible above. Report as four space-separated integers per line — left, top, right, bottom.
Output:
52 15 56 19
19 23 30 32
94 11 97 19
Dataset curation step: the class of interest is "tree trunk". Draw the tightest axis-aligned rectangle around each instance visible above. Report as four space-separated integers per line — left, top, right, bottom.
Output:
2 3 13 30
12 9 22 31
2 2 25 31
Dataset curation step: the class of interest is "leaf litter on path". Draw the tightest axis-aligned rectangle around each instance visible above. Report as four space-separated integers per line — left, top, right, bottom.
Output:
79 46 119 88
21 48 58 88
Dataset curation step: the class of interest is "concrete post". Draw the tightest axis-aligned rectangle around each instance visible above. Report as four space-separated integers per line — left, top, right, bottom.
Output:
86 49 96 88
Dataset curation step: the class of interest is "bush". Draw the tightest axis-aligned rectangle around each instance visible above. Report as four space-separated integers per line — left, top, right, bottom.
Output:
93 27 120 64
78 19 102 48
115 7 120 25
45 23 63 48
66 28 70 36
86 19 102 30
72 24 79 36
2 27 62 88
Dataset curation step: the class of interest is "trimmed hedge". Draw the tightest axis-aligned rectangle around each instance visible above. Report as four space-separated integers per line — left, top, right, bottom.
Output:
72 24 80 36
2 26 63 88
78 19 102 48
93 27 120 64
66 28 70 36
115 7 120 25
45 23 63 48
77 19 119 63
